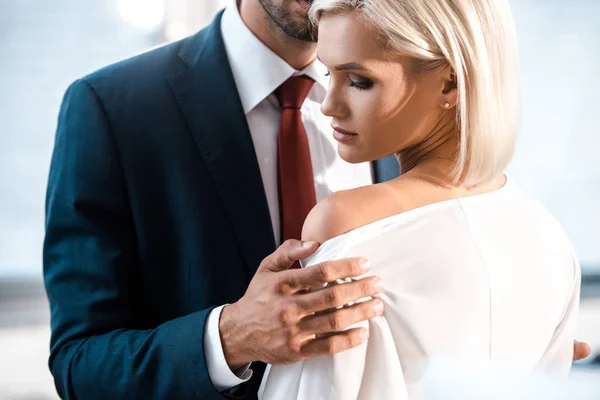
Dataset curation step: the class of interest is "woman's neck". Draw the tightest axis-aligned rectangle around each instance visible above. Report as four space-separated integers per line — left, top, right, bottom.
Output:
396 112 459 177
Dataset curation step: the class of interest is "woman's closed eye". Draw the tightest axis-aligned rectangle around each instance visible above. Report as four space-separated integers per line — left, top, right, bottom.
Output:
349 75 373 90
325 71 374 91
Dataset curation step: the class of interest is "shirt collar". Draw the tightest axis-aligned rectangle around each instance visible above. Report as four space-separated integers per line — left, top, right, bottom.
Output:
220 1 329 114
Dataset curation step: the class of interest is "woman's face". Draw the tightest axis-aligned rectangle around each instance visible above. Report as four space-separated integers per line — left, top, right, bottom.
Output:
317 12 453 163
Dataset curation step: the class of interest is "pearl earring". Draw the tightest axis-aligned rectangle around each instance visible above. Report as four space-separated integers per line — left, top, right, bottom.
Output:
443 102 450 108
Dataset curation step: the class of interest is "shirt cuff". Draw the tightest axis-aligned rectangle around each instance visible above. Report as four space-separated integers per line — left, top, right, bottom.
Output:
204 305 253 392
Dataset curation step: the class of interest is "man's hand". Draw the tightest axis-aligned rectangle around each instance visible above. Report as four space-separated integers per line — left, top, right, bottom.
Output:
573 340 592 362
219 240 385 370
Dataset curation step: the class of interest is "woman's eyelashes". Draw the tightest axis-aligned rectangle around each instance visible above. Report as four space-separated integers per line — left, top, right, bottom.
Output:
349 76 373 90
325 71 374 91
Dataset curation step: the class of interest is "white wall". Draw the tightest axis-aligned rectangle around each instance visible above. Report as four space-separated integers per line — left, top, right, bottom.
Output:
164 0 230 41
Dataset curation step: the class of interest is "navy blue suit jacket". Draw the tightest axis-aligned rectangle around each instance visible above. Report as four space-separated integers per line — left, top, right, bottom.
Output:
43 11 400 400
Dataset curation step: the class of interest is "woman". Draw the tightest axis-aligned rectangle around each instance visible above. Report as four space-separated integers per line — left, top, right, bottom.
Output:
259 0 581 399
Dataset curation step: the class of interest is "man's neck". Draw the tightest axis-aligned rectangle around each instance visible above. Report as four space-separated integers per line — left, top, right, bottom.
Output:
239 0 318 70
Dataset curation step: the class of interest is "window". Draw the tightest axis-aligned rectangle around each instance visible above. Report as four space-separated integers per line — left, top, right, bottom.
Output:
507 0 600 276
0 0 226 279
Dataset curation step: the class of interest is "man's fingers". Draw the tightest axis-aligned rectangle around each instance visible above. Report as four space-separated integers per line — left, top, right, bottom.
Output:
301 327 369 356
573 340 592 362
260 240 319 273
297 276 384 314
299 298 384 334
283 258 371 292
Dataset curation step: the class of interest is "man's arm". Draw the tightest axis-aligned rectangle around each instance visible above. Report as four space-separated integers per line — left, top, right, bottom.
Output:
204 306 254 391
44 79 225 400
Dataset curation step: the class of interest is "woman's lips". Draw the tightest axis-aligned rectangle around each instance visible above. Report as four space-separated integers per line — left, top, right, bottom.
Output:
332 126 358 142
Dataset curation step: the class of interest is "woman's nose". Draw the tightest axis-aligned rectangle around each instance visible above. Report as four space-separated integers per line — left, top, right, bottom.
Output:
320 88 345 119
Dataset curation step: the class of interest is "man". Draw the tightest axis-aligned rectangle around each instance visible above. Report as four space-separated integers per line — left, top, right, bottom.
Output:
43 0 590 399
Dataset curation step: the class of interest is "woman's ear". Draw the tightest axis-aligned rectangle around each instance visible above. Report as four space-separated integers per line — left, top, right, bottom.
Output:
440 65 458 109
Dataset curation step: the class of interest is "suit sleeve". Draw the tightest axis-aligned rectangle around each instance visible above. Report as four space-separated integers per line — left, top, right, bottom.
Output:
43 79 242 399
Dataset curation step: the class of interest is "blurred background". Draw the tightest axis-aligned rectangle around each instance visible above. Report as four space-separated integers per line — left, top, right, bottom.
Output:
0 0 598 398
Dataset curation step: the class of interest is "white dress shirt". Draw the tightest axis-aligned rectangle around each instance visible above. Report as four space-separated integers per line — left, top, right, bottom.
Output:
203 2 373 392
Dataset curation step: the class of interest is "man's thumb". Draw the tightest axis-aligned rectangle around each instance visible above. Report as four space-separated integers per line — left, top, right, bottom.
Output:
260 240 319 273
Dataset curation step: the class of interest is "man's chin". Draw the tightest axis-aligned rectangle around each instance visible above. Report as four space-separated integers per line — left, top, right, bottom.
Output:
259 0 316 42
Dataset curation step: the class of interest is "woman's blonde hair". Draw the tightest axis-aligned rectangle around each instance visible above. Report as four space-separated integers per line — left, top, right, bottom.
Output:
310 0 520 186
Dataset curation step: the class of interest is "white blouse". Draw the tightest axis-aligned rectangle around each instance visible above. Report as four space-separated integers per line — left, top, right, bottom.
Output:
259 177 581 400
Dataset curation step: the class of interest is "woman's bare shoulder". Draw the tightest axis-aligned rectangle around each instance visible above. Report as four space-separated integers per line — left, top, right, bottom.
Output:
301 180 413 245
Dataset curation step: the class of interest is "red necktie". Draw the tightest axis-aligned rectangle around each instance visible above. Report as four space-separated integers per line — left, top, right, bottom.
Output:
276 76 317 244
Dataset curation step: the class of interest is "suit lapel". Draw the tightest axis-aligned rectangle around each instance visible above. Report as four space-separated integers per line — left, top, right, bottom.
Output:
168 12 276 278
